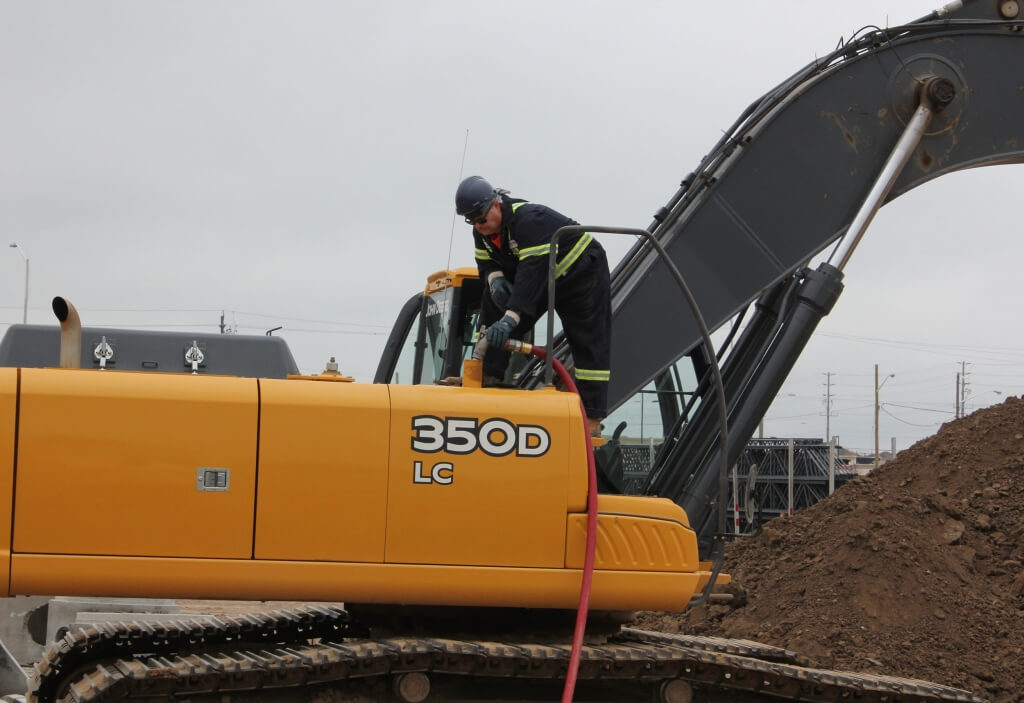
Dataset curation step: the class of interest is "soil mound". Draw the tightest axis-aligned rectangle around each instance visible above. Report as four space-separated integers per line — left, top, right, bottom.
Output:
635 395 1024 702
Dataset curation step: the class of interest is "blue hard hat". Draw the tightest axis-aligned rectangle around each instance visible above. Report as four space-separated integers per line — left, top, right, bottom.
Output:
455 175 498 217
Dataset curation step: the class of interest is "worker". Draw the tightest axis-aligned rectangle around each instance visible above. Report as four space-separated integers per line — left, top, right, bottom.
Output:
455 175 611 436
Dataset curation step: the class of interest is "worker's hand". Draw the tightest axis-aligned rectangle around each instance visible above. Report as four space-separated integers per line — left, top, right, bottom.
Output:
486 313 517 349
488 274 512 309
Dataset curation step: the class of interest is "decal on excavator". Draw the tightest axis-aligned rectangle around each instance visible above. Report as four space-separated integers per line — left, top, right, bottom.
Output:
412 460 454 485
410 415 550 457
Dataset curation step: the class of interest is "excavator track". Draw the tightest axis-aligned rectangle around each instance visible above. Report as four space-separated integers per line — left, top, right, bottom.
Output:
26 608 984 703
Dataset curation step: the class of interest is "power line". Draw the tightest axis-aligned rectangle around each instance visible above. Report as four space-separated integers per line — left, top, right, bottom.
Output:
818 331 1024 355
883 402 954 415
230 310 390 330
880 405 942 428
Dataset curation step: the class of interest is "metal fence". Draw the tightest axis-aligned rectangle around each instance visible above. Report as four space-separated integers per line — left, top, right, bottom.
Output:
616 437 857 533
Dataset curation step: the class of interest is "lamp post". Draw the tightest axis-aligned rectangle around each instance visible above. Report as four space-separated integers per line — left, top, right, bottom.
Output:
8 243 28 324
962 389 1002 416
874 364 895 470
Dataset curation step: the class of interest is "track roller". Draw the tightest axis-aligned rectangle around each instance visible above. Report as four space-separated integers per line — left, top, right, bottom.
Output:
393 672 431 703
659 679 694 703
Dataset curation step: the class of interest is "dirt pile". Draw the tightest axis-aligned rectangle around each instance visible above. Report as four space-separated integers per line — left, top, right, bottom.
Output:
636 396 1024 702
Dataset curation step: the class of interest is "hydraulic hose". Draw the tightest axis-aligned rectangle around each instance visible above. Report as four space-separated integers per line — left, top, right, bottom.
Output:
545 225 729 606
521 344 597 703
471 334 597 702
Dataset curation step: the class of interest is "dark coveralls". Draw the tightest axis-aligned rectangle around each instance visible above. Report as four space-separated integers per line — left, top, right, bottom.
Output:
474 197 611 419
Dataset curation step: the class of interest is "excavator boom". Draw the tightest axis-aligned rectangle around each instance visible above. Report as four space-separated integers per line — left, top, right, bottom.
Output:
607 13 1024 408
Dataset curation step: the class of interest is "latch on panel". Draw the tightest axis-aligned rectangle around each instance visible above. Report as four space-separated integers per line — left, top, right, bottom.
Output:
196 468 230 492
93 336 115 369
185 341 205 373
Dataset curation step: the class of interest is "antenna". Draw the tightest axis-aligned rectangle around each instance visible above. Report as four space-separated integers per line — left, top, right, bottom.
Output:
438 129 471 344
446 129 470 270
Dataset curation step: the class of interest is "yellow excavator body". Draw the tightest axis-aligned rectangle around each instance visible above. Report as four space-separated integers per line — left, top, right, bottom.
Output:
3 366 702 611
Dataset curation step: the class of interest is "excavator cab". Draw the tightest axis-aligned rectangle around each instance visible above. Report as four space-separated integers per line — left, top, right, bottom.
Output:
374 267 541 387
374 268 482 385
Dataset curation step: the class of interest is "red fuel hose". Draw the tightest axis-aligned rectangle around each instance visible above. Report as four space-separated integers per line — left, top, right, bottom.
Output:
527 346 598 703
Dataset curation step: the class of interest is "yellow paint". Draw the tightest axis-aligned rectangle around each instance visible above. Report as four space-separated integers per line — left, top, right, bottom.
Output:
0 369 16 593
385 384 581 568
4 368 702 612
425 267 478 294
13 369 258 559
11 553 698 611
697 563 732 588
462 359 483 388
565 496 699 572
255 379 389 562
286 373 355 383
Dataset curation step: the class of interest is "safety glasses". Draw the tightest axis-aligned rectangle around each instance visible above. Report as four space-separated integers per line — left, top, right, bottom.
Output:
464 199 494 225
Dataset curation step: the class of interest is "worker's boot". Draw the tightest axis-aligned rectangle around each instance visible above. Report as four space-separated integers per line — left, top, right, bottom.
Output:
588 417 602 437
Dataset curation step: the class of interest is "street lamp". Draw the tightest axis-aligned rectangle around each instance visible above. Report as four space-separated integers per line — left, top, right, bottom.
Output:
962 389 1002 415
874 364 895 470
8 243 28 324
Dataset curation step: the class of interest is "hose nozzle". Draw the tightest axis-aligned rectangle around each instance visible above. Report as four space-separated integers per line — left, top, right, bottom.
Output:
472 331 534 362
504 339 532 355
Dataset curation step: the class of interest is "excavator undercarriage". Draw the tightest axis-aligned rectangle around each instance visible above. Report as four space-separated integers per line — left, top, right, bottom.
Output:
31 606 982 703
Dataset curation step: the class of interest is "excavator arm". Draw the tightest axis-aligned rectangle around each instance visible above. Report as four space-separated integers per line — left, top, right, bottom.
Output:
615 7 1024 544
608 8 1024 408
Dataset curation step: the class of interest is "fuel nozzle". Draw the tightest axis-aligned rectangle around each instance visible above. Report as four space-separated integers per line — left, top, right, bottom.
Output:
504 338 533 355
464 330 533 388
470 332 532 361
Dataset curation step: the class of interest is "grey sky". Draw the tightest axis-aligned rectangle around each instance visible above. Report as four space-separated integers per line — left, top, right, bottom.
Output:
2 1 1020 455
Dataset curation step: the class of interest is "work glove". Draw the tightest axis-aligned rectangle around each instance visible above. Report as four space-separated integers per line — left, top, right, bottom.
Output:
488 274 512 309
486 313 517 349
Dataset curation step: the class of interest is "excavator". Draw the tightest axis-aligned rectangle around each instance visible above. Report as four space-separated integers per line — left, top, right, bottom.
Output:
0 1 1020 701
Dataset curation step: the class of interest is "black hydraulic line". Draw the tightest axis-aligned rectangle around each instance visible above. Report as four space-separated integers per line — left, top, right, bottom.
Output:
653 368 683 432
675 263 845 545
643 276 796 512
545 225 731 594
712 306 747 363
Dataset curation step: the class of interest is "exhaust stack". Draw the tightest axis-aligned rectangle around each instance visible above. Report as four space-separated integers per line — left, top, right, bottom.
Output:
52 297 82 369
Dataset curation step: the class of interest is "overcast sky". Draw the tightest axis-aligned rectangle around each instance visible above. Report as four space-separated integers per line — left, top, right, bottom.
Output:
2 1 1021 456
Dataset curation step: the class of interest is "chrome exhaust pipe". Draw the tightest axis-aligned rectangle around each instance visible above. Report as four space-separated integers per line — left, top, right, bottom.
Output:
51 297 82 369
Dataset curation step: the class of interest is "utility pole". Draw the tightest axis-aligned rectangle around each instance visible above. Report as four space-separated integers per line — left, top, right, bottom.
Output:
959 361 969 418
874 364 879 469
823 371 834 442
955 372 961 419
220 311 226 334
874 365 895 470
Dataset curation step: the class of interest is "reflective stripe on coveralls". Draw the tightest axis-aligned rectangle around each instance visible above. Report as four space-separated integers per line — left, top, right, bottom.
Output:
574 368 610 382
516 231 595 278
